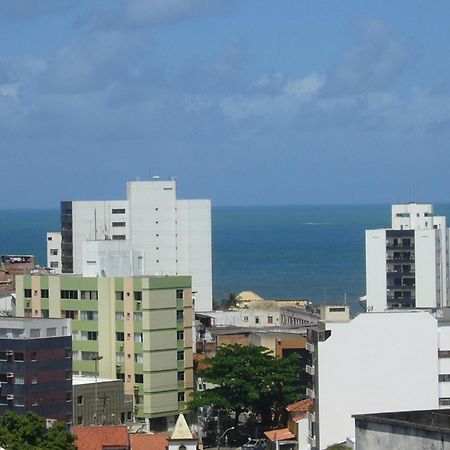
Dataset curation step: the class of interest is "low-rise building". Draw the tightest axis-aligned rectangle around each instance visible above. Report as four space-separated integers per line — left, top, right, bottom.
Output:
354 409 450 450
73 375 133 426
0 317 72 423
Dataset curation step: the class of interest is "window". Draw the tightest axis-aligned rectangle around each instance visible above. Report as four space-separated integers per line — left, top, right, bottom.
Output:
134 354 143 363
48 236 52 241
31 375 37 384
115 312 124 321
65 392 72 402
178 392 185 402
177 351 184 361
112 222 126 227
15 375 24 384
112 235 126 240
14 352 24 362
46 328 57 337
440 398 450 406
77 395 83 405
268 316 273 324
31 352 37 361
176 310 184 321
134 312 142 321
243 316 248 322
80 311 98 320
135 374 143 383
115 291 124 301
50 249 58 255
30 329 40 338
255 316 260 324
177 331 184 340
24 289 32 298
134 333 143 343
177 372 184 381
61 290 78 299
65 310 77 319
112 208 126 214
65 370 71 380
176 289 184 299
439 374 450 382
0 352 6 360
40 289 49 298
80 290 98 300
65 348 72 359
134 291 142 301
329 307 346 312
77 416 83 425
81 352 99 361
117 373 125 381
116 332 125 342
116 353 124 363
84 331 98 341
15 397 24 407
439 350 450 358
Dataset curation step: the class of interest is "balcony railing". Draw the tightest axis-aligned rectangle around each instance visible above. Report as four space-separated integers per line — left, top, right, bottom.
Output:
306 342 315 353
306 365 315 376
306 387 315 399
308 435 316 447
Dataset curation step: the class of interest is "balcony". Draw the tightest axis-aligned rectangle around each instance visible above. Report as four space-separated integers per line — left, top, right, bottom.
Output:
386 284 415 291
306 365 315 376
306 387 315 399
306 342 315 353
308 435 316 447
386 243 414 251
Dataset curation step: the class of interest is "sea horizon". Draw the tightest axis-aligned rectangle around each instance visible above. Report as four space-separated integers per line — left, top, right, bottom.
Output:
2 203 450 313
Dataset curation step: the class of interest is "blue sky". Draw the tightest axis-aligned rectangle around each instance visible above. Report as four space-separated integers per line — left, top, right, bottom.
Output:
1 0 450 207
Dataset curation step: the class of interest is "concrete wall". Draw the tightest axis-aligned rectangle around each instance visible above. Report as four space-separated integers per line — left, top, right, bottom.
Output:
415 229 438 308
355 418 450 450
316 312 439 449
365 229 387 312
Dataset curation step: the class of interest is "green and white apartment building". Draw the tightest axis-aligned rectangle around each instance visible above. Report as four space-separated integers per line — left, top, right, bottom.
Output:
15 274 194 427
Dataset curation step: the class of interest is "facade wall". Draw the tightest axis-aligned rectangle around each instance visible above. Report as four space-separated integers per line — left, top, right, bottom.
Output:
51 180 212 312
73 378 133 426
312 312 439 449
366 203 450 311
46 233 62 272
365 229 387 312
0 319 72 422
15 275 193 422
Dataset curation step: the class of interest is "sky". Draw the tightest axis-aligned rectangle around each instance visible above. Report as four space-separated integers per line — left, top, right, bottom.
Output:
1 0 450 208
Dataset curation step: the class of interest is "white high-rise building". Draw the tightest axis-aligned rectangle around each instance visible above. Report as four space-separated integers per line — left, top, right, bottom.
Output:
365 203 449 312
47 178 212 312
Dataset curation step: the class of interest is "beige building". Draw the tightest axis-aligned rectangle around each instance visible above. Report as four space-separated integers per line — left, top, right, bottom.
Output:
15 274 193 428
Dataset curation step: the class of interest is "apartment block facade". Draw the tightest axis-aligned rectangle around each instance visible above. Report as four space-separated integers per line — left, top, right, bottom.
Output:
15 274 194 426
0 317 72 422
306 311 440 449
366 203 449 311
48 178 212 312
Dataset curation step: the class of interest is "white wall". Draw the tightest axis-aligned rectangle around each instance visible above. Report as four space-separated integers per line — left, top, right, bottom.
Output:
46 232 62 272
317 311 439 449
415 229 438 308
365 230 387 312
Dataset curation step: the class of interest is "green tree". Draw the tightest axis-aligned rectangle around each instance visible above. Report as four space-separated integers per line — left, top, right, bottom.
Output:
189 344 306 428
0 411 76 450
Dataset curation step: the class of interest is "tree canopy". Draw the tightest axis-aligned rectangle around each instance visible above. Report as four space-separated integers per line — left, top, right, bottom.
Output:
189 344 307 427
0 411 76 450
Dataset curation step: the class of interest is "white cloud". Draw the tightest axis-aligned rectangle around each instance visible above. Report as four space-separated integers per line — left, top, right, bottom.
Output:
282 72 324 99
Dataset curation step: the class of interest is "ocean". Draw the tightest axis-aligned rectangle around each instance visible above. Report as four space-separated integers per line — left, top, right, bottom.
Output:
2 204 450 312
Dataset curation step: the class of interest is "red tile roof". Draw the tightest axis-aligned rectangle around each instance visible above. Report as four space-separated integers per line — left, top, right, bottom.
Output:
286 398 313 412
73 425 130 450
264 428 296 442
129 432 169 450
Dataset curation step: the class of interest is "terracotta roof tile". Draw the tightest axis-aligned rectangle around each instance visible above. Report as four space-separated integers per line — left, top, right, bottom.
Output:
73 425 130 450
264 428 296 442
129 432 169 450
286 398 313 412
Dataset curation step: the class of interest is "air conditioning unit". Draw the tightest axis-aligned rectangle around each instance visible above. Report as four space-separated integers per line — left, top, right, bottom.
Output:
7 395 14 401
6 351 13 356
6 373 13 378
